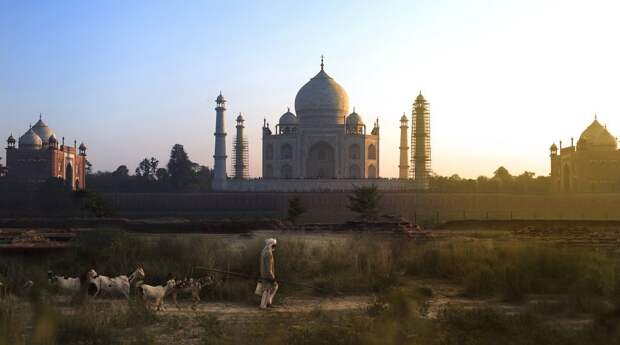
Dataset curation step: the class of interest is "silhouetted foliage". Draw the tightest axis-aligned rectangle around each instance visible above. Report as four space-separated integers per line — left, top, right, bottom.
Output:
348 185 382 222
87 144 213 193
167 144 197 191
76 190 116 217
429 167 551 193
287 196 306 224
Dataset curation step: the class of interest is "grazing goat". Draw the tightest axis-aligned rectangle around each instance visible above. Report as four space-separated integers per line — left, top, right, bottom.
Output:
137 279 176 311
48 269 97 295
170 275 216 310
88 266 145 299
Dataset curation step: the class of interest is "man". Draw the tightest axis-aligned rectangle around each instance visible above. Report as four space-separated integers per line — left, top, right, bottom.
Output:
258 238 278 309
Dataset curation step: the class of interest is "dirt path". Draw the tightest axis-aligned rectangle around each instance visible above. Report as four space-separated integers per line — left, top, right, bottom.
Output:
162 295 370 319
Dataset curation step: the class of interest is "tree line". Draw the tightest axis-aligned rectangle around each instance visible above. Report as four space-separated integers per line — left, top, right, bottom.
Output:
428 167 551 193
87 144 213 193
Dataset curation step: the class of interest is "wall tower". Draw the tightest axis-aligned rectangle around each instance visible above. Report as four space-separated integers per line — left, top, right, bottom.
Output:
213 93 228 190
411 92 431 189
233 113 249 179
399 113 409 179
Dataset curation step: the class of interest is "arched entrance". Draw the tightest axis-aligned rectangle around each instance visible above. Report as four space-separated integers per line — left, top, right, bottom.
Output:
562 164 570 192
306 142 335 178
65 163 73 189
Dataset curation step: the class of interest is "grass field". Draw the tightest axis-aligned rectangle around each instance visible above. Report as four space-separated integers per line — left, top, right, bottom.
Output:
1 227 620 344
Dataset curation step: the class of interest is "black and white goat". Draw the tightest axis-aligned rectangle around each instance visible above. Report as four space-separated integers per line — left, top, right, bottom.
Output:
137 279 176 311
170 275 216 310
48 269 97 295
88 266 145 299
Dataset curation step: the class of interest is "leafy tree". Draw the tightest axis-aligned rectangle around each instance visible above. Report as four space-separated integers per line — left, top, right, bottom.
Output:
77 190 116 217
113 165 130 177
167 144 196 191
85 160 93 175
287 196 306 224
135 157 159 181
348 185 382 222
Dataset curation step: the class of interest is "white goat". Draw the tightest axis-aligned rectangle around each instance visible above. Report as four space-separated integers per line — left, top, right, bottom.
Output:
48 269 97 295
137 279 176 311
88 266 145 299
170 275 216 310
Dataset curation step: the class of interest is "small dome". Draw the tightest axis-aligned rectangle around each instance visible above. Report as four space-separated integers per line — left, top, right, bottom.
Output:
7 134 15 144
346 110 364 126
216 93 226 103
19 128 43 149
48 134 57 144
236 113 244 122
400 113 408 122
279 108 298 126
550 143 558 151
294 66 349 125
79 142 87 150
577 119 618 151
32 118 55 143
416 92 426 102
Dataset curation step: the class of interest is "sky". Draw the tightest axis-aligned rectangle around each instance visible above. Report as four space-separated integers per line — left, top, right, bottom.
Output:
2 0 620 178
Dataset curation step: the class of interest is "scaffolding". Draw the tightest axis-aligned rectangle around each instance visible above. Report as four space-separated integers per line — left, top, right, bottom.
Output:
233 115 249 179
411 93 431 189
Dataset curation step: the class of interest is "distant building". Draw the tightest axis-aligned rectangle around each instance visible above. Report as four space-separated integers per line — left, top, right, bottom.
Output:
261 57 380 180
211 58 425 192
550 117 620 192
5 116 87 190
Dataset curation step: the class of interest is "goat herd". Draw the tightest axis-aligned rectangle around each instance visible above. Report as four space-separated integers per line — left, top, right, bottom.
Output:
45 265 218 311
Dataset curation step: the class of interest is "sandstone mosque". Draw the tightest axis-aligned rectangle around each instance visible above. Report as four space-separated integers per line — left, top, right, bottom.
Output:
550 116 620 193
4 116 87 190
211 58 431 192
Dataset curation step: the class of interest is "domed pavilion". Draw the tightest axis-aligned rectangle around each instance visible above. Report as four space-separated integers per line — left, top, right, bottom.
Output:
550 116 620 192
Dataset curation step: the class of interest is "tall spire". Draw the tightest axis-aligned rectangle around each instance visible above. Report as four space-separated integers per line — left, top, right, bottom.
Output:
320 55 324 71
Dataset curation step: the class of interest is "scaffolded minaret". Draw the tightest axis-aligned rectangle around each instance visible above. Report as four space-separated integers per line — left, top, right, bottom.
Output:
399 113 409 179
213 93 228 190
411 92 431 189
233 113 249 179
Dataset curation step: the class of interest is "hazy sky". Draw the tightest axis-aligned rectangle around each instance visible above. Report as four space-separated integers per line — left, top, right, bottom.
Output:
2 0 620 178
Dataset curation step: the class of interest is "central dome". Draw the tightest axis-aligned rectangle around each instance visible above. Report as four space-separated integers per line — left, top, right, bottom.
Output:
577 119 618 151
294 67 349 126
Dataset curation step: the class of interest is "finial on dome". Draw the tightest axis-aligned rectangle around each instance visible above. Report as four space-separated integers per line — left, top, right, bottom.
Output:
595 113 598 121
320 55 324 71
39 113 42 120
353 106 356 113
287 107 290 112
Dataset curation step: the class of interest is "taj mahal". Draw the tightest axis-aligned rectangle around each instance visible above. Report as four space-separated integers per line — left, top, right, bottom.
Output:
211 58 429 192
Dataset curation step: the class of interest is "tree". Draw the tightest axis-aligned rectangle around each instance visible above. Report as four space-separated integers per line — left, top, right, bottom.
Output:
135 157 159 181
85 160 93 175
287 197 306 224
113 165 130 177
348 185 382 222
167 144 196 191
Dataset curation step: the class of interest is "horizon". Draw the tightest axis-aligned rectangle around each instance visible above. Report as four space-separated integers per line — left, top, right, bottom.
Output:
2 0 620 179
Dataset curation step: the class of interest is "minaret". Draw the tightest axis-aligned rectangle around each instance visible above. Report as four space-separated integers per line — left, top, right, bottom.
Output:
399 113 409 179
411 92 431 189
213 93 228 190
233 113 249 179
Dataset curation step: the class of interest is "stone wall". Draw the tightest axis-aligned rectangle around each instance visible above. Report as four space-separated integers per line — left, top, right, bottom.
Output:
100 192 620 223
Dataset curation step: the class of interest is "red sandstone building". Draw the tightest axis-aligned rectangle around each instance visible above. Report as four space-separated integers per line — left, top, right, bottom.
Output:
5 117 87 190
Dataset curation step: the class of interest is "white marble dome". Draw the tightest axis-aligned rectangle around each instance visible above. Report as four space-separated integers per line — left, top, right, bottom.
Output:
19 128 43 150
31 118 55 143
279 108 298 125
294 68 349 125
346 110 363 126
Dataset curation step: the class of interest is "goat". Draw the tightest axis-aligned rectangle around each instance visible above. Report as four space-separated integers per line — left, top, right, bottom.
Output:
170 275 216 310
48 269 97 295
88 266 145 299
137 279 176 311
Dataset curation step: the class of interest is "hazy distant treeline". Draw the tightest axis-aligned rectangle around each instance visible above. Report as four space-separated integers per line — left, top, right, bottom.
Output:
429 167 551 193
87 144 214 193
